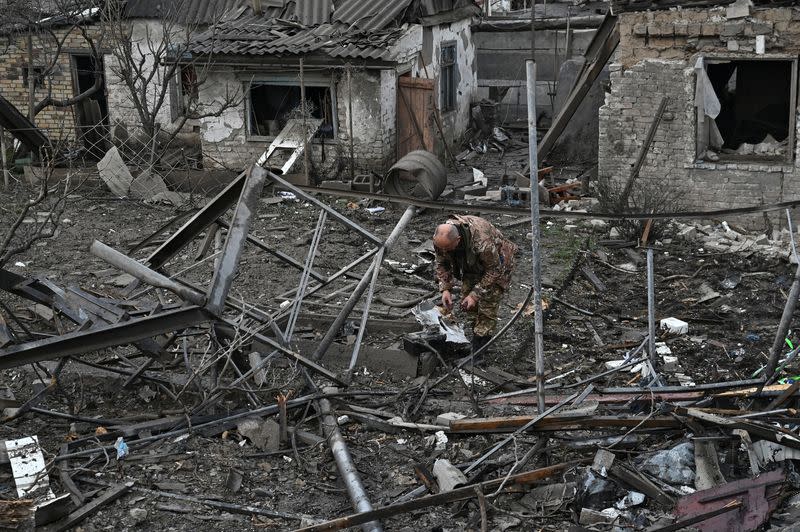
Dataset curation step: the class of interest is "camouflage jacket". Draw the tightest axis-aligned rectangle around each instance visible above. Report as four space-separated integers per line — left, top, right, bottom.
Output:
434 215 518 301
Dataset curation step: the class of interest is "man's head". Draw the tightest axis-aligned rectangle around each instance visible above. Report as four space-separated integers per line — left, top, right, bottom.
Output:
433 223 461 252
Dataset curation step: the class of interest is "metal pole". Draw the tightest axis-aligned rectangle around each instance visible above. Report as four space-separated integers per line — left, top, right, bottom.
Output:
319 388 383 532
311 206 417 363
300 57 309 184
0 125 8 189
347 206 417 376
285 210 327 339
526 60 545 414
647 247 656 370
347 65 356 183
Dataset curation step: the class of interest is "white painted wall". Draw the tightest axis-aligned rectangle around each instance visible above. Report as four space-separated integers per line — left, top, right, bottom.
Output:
412 18 478 150
103 19 183 135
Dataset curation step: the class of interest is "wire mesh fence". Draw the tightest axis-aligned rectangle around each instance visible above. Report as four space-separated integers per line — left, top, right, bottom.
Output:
0 118 203 193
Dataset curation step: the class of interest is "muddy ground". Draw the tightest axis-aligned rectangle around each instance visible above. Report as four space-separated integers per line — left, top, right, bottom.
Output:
0 160 798 531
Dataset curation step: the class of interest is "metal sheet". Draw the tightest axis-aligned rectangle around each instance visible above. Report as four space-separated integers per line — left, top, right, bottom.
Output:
6 436 53 501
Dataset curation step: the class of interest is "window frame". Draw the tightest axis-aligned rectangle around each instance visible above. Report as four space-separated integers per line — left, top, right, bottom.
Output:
242 75 338 142
440 42 458 113
696 55 798 164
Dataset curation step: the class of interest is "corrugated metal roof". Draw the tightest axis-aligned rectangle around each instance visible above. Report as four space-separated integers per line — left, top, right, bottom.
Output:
294 0 332 26
188 0 478 60
124 0 267 24
333 0 414 30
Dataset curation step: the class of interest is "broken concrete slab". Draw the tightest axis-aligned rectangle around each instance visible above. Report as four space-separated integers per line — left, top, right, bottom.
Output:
97 146 133 197
129 170 169 200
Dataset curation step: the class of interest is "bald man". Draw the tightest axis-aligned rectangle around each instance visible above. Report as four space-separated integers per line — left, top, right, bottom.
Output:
433 215 518 352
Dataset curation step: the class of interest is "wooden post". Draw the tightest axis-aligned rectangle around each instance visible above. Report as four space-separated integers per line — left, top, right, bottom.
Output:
0 125 8 189
300 58 309 184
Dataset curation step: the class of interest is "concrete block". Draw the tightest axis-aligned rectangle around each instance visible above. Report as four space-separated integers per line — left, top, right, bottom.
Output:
727 39 740 51
660 317 688 335
726 0 752 19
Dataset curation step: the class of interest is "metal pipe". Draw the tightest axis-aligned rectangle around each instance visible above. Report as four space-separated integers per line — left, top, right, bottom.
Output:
647 247 656 369
765 261 800 381
90 241 206 306
526 60 545 414
311 206 416 363
319 388 383 532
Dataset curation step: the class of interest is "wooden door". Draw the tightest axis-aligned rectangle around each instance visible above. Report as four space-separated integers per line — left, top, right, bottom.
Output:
397 76 434 159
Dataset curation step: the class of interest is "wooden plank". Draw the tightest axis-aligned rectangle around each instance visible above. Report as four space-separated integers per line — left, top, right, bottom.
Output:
580 265 606 292
44 482 132 532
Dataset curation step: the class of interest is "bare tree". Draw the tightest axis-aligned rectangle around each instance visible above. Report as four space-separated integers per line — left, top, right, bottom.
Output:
100 0 241 152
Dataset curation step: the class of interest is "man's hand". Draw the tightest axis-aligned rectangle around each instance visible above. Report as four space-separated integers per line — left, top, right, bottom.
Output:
461 294 477 311
441 290 454 309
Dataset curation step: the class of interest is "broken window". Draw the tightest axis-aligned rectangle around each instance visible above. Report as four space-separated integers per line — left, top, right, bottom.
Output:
170 65 199 121
22 66 45 89
247 82 335 139
696 58 797 162
440 43 457 112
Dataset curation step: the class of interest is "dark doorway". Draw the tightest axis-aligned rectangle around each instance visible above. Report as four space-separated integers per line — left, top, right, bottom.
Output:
71 54 109 158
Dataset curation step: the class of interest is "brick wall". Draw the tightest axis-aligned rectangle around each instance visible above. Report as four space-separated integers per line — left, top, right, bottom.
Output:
599 6 800 222
0 24 103 143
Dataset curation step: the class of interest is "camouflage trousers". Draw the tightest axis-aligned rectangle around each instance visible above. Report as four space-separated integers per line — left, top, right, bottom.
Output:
461 278 506 337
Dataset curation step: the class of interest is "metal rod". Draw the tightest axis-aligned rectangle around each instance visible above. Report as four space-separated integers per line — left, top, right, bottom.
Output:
526 60 545 414
347 65 355 182
300 57 309 184
285 210 327 340
647 247 656 369
266 171 382 246
765 261 800 380
0 125 8 189
319 388 383 532
90 241 206 306
310 206 416 363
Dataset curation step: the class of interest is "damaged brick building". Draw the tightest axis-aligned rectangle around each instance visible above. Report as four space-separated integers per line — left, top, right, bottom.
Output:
599 0 800 216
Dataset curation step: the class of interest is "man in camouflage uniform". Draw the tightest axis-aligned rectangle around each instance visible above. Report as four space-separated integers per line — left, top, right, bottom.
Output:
433 215 518 352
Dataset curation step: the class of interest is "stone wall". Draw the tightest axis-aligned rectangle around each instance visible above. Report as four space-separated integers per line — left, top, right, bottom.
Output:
599 5 800 222
0 24 103 142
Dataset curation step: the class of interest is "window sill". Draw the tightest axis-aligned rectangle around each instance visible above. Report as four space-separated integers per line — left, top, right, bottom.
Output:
246 135 339 145
687 159 795 172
